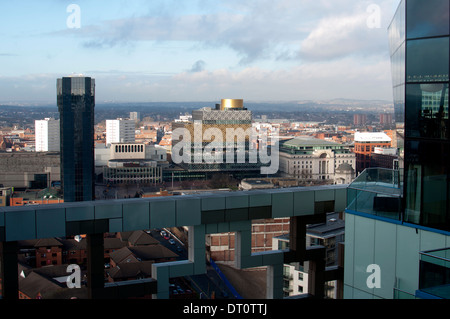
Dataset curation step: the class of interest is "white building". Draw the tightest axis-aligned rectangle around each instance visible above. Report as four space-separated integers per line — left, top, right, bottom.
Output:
35 118 60 152
130 112 141 122
279 136 355 184
106 118 136 146
95 143 167 185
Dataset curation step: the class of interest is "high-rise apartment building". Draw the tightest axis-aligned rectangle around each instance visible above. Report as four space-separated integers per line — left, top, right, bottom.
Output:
379 113 394 126
130 112 140 123
353 114 367 127
57 76 95 202
345 0 450 299
35 118 60 152
106 118 135 146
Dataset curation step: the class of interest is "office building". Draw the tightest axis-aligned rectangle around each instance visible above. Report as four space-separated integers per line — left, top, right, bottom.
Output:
353 132 392 173
106 118 136 146
345 0 450 299
35 118 60 152
279 136 356 184
57 75 95 202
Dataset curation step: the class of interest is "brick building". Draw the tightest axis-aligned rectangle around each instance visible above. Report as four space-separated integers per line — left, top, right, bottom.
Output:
207 218 290 262
353 132 392 173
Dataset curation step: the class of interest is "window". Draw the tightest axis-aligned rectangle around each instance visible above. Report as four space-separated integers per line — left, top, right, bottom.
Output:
404 140 450 231
406 83 449 139
406 37 449 83
406 0 450 39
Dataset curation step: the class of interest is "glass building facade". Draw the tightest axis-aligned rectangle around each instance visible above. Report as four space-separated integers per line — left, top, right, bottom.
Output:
389 0 450 231
57 76 95 202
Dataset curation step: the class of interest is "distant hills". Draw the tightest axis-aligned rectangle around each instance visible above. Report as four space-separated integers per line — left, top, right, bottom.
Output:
0 98 393 109
96 99 394 113
0 99 394 116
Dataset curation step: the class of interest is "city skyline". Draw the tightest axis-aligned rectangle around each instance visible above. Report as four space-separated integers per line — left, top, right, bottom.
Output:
1 0 400 104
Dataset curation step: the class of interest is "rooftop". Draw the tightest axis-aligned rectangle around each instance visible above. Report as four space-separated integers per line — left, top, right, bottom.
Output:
354 132 391 143
282 136 341 148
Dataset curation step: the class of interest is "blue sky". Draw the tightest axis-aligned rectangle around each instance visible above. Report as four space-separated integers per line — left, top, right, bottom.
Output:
0 0 400 104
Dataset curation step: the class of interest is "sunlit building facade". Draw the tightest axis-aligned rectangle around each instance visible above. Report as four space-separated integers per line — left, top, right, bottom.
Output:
35 118 60 152
106 118 136 146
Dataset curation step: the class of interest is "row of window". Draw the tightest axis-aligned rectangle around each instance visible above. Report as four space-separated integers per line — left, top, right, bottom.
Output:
115 144 144 153
107 168 157 173
354 144 389 153
106 178 160 185
292 159 353 166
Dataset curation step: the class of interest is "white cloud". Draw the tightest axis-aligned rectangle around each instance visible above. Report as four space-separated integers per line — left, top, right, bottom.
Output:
298 0 397 61
87 54 393 102
1 0 401 103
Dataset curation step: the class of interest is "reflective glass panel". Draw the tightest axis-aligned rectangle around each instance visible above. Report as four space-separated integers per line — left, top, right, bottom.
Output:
404 140 450 231
406 37 449 83
393 84 405 124
405 84 449 139
407 0 450 39
389 0 406 56
391 41 406 88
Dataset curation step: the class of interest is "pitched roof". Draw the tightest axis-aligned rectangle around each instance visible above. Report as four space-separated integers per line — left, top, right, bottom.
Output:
107 260 154 280
109 247 140 264
129 245 178 260
127 230 160 246
110 244 178 264
27 264 73 279
104 237 127 250
59 238 87 250
19 271 65 299
34 238 63 248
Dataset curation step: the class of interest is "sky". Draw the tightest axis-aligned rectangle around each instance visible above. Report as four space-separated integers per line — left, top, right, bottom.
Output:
0 0 401 104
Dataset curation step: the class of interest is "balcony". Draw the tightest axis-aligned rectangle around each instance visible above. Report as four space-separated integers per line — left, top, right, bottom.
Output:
417 248 450 299
346 168 403 221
